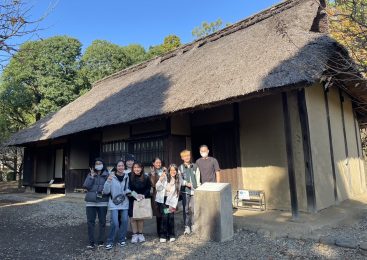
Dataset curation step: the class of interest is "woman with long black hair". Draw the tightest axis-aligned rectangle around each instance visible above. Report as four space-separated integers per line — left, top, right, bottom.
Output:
128 162 151 243
155 164 182 243
149 157 165 238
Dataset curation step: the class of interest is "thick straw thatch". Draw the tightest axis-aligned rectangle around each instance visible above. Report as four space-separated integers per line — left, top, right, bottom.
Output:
6 0 357 145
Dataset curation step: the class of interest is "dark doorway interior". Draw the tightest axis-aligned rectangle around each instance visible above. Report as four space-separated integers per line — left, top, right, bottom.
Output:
89 141 101 167
191 123 239 188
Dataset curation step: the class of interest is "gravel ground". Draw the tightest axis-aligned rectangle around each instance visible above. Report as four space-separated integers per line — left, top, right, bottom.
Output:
78 232 364 260
0 193 365 260
313 210 367 246
0 181 25 194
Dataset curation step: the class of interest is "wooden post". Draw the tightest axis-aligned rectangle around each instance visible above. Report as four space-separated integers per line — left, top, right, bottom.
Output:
324 88 338 202
297 89 316 213
233 103 242 189
282 92 299 219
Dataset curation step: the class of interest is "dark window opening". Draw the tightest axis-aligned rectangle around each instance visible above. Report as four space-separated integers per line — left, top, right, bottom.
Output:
101 138 165 166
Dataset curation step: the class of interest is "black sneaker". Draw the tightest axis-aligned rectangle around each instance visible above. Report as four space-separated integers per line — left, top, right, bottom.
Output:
97 242 104 247
87 243 95 249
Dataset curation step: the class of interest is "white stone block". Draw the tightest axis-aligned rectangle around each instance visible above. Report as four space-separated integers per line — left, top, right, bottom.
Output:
194 182 233 242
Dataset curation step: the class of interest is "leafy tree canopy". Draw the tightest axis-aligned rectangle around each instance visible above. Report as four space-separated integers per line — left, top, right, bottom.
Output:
192 19 229 39
0 36 85 126
80 40 133 84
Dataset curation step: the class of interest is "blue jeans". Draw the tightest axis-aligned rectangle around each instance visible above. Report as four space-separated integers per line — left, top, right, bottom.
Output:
182 193 194 227
86 206 107 244
107 209 129 244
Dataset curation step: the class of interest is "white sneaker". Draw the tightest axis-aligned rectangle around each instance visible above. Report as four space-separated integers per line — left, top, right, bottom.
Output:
105 244 113 250
160 238 167 243
169 237 176 242
131 234 138 243
184 226 191 235
191 224 196 233
138 233 145 243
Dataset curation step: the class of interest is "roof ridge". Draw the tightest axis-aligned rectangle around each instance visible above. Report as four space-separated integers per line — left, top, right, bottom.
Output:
92 0 306 86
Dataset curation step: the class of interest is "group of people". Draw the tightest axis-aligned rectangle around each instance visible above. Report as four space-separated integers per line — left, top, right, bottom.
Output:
83 145 220 250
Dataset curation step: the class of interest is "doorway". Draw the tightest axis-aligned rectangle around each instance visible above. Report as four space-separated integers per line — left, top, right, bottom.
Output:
54 148 64 183
191 123 240 188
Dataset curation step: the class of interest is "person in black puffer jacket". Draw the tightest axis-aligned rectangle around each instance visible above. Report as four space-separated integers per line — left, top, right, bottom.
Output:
83 158 109 249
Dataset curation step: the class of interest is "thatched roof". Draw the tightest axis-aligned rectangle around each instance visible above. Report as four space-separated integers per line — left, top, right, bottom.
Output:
7 0 363 145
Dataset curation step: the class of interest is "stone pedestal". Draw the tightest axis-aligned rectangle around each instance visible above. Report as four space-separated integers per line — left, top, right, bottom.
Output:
194 182 233 242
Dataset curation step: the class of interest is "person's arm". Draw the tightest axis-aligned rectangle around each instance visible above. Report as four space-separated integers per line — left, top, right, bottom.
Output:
83 175 95 190
124 177 131 195
179 174 187 187
156 178 165 191
143 176 152 198
128 175 135 195
216 172 221 183
178 168 187 186
214 159 221 183
195 167 201 187
103 178 111 194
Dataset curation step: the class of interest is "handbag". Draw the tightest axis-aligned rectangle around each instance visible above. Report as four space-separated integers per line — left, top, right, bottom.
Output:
112 194 125 205
111 177 128 205
84 191 97 202
133 198 153 220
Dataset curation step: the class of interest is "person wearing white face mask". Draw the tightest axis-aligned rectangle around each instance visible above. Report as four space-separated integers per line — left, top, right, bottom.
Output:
195 145 221 183
83 158 109 249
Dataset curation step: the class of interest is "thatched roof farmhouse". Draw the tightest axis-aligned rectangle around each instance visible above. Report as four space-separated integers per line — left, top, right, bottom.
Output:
8 0 367 214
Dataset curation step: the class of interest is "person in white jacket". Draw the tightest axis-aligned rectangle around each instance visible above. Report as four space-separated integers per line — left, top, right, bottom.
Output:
103 160 131 250
155 164 183 243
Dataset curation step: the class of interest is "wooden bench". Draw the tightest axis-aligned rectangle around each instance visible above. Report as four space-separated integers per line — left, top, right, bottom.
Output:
33 183 65 195
74 188 87 193
233 190 266 211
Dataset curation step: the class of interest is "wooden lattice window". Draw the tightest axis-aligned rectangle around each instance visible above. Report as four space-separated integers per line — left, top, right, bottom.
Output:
101 140 127 167
130 139 164 165
101 138 165 166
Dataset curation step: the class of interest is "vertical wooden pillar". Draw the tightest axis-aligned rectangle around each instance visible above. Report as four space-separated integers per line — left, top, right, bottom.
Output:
282 92 298 218
297 89 316 212
323 88 338 202
339 89 349 158
233 103 242 188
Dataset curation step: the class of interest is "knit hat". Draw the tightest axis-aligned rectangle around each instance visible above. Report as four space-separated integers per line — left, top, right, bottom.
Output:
125 154 135 162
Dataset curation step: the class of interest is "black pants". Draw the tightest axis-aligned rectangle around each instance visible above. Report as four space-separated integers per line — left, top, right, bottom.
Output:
158 199 175 239
86 206 107 244
156 216 162 236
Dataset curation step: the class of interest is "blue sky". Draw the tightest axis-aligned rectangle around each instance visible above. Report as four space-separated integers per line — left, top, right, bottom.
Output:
24 0 281 52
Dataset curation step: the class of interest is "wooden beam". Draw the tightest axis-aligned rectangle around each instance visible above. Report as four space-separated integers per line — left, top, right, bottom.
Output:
297 89 316 212
323 88 338 202
282 92 299 218
339 89 349 158
233 103 242 189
